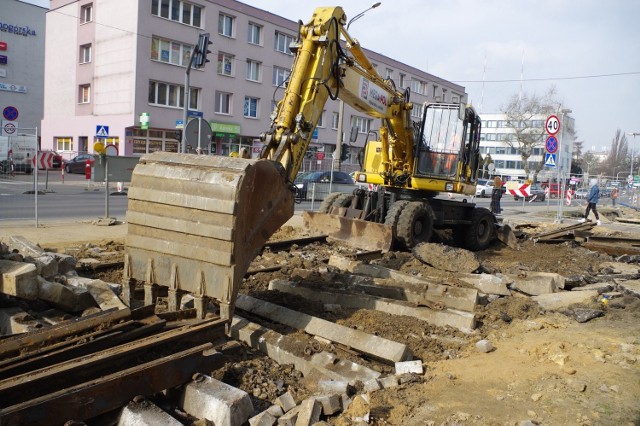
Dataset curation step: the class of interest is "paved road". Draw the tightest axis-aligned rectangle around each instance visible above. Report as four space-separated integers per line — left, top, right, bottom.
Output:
1 171 605 225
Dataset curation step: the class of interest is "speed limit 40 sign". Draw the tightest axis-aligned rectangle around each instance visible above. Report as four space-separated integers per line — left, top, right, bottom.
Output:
545 115 560 135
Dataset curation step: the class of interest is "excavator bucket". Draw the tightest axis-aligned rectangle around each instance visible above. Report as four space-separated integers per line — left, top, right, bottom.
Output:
123 152 294 321
303 211 393 252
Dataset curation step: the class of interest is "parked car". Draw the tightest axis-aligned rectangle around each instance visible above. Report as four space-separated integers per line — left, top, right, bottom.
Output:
475 179 490 197
64 154 94 174
514 184 546 202
294 170 355 200
483 179 506 197
574 188 589 199
37 150 63 170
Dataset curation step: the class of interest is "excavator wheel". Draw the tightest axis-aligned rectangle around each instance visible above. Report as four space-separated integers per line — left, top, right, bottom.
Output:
384 200 411 228
453 207 495 251
396 201 435 250
318 192 345 213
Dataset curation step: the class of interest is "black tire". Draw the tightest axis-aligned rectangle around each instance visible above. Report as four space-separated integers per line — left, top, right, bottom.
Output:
332 193 355 208
458 207 495 251
396 202 434 250
539 194 545 202
481 190 485 197
318 192 345 213
384 200 410 227
514 196 519 201
65 164 72 174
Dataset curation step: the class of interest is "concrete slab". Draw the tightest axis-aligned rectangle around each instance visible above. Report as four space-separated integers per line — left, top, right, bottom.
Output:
68 278 127 311
275 392 297 413
0 259 38 300
277 406 300 426
249 410 277 426
508 272 566 295
118 399 182 425
598 262 640 275
5 235 46 257
180 375 253 426
236 295 412 363
458 273 512 296
0 307 47 335
269 279 475 331
325 257 478 312
33 254 59 279
37 276 96 313
532 290 599 310
316 394 341 416
618 280 640 297
230 316 380 383
395 360 424 375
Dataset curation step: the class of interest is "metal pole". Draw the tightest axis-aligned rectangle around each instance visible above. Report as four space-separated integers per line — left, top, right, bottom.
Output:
35 127 39 228
105 155 109 218
182 50 198 154
335 100 344 172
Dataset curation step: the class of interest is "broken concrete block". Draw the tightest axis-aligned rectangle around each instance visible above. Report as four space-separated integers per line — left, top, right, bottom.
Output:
316 394 341 416
618 280 640 297
277 406 300 426
459 273 512 296
532 290 598 311
571 282 614 293
378 376 398 389
476 339 494 353
118 399 182 425
509 272 565 295
7 236 46 257
33 254 59 279
249 410 277 426
363 378 381 393
317 380 349 395
0 260 38 300
395 360 424 375
54 253 77 274
275 391 297 413
180 375 253 426
295 398 322 426
266 405 284 418
69 278 127 311
0 307 47 335
599 262 640 275
37 276 96 313
40 308 73 325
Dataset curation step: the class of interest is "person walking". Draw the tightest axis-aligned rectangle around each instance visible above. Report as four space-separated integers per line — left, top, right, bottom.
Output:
612 187 618 207
490 176 503 215
580 179 601 225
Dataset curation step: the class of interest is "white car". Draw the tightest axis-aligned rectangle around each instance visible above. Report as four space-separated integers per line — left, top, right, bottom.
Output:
475 179 490 197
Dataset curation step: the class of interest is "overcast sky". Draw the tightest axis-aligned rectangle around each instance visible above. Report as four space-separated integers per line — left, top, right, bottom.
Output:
27 0 640 152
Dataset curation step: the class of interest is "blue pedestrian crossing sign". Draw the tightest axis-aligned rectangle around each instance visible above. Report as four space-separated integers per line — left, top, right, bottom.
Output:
544 153 556 167
96 125 109 138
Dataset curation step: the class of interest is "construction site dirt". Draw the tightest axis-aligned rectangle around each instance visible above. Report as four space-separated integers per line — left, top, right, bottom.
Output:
1 205 640 425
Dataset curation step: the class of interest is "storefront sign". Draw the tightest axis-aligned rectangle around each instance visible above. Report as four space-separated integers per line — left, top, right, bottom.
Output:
0 22 37 37
210 122 240 134
0 82 27 93
0 42 6 50
0 55 7 65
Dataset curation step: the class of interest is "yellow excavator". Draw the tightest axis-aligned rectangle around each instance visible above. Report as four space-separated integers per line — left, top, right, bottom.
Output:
123 7 493 322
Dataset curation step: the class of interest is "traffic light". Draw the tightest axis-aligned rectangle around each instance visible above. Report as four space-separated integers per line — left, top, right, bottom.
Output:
193 33 212 68
340 143 349 162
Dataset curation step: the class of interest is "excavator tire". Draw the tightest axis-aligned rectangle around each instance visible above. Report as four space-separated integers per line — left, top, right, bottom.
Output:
318 192 345 213
124 152 294 321
384 200 411 228
396 202 435 250
453 207 495 251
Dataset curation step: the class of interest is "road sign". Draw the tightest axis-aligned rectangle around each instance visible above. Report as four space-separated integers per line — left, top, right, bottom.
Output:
105 144 119 156
544 153 556 167
545 136 558 154
545 115 560 135
506 181 530 198
31 151 55 169
3 106 18 121
2 121 17 135
96 125 109 138
176 120 184 129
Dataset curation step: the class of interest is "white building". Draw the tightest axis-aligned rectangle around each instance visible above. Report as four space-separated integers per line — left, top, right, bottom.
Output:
479 112 574 183
41 0 468 166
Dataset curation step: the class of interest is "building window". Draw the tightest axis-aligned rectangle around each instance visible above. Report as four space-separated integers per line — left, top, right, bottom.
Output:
246 60 261 82
351 116 371 134
410 79 427 95
248 22 262 45
244 96 259 118
79 84 90 103
148 80 199 109
80 44 91 64
332 112 339 129
274 31 294 55
80 3 93 24
56 137 73 151
272 66 290 86
452 95 460 103
217 52 234 76
152 0 201 27
432 85 439 99
411 103 423 119
218 13 235 38
215 91 232 114
399 73 405 89
317 111 325 128
151 37 193 67
385 68 393 79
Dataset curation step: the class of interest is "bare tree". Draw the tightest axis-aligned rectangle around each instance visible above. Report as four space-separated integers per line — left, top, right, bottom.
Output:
501 87 562 182
601 129 628 177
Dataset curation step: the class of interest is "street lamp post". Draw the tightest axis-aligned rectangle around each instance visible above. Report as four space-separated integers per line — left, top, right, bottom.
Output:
628 132 640 204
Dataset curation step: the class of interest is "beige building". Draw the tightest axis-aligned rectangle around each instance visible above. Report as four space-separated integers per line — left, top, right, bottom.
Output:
41 0 467 167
